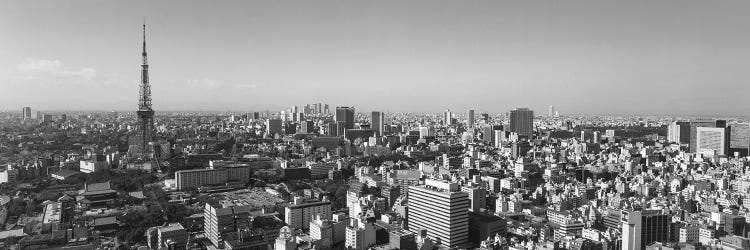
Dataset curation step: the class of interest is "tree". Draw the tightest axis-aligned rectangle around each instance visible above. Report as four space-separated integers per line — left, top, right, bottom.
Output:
117 206 165 244
165 203 192 223
7 199 27 217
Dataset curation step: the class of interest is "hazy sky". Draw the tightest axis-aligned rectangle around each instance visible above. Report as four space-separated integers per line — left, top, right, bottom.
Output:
1 0 748 115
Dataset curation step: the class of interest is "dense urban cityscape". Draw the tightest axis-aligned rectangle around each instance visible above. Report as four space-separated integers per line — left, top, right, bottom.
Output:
2 1 750 250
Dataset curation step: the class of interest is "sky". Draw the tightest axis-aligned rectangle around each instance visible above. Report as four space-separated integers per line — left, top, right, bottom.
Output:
0 0 748 115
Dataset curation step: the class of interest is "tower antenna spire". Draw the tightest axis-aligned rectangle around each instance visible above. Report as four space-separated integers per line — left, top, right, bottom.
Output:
142 17 147 65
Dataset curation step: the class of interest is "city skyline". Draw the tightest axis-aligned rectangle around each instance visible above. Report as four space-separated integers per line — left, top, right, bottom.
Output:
1 1 749 115
4 1 750 250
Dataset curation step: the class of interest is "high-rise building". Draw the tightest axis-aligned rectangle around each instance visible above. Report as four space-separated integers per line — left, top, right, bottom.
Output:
266 119 283 136
294 112 305 122
509 108 534 137
729 123 750 157
371 111 384 136
128 22 156 163
667 121 691 144
467 109 475 128
336 107 355 130
285 197 332 230
696 127 726 156
548 106 555 117
407 179 470 248
204 201 253 248
22 107 31 121
291 105 298 114
444 109 453 125
689 119 716 152
482 125 503 143
622 210 669 250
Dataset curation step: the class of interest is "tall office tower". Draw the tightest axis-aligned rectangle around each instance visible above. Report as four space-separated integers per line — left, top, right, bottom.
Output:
581 131 586 141
303 104 311 114
291 105 298 114
21 107 31 120
729 123 750 157
667 121 691 144
689 119 715 152
481 113 490 122
467 109 475 128
548 105 555 117
294 112 305 122
444 109 453 125
509 108 534 137
324 104 330 114
622 210 669 250
129 22 156 162
335 107 355 130
407 179 470 248
482 125 503 143
371 111 384 136
204 202 253 248
266 119 283 136
696 127 726 156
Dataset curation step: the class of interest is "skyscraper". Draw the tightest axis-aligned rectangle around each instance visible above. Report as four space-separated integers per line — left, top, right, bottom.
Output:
622 210 669 250
509 108 534 137
696 127 726 156
371 111 384 136
407 179 469 248
667 121 691 144
548 105 554 117
689 119 715 152
204 202 252 248
335 107 355 131
729 123 750 157
467 109 475 128
266 119 283 136
21 107 31 121
129 22 156 163
444 109 452 125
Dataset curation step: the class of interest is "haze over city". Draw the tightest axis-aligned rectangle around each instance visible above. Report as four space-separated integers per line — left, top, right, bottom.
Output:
1 0 749 115
5 1 750 250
